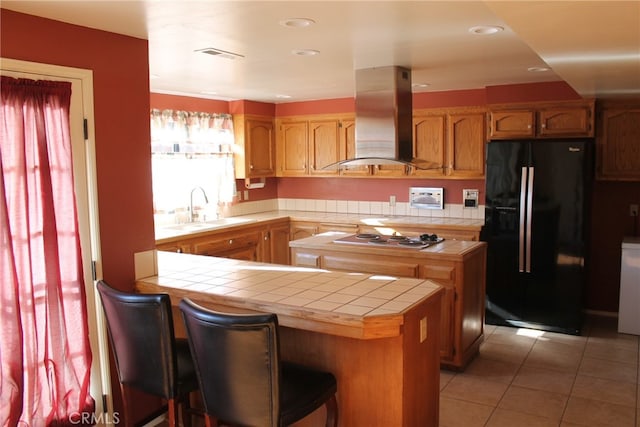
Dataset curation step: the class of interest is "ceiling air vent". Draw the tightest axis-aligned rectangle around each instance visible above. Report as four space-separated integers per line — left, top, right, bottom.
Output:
195 47 244 60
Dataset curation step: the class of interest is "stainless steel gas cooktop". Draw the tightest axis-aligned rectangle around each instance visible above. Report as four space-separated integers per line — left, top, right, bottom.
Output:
333 233 444 249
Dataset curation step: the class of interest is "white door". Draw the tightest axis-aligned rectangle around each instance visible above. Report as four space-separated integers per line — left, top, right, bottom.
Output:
1 58 111 419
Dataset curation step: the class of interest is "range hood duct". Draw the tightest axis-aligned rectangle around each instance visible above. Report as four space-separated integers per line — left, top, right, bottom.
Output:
324 66 443 170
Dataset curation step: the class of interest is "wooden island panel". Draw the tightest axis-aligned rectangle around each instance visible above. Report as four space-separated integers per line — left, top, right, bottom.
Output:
137 251 444 426
289 233 487 370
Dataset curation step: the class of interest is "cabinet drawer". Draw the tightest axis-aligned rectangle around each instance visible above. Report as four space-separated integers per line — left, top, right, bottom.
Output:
318 223 359 234
192 233 260 256
420 263 456 285
293 251 321 268
323 256 419 278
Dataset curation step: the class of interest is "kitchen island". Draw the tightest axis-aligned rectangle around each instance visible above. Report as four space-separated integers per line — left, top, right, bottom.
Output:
137 250 444 426
290 232 487 369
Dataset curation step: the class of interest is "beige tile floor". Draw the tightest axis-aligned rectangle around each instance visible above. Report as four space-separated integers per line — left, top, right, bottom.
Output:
440 315 640 427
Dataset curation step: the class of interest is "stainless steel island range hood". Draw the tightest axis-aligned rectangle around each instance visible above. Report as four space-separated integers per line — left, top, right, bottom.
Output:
325 66 443 170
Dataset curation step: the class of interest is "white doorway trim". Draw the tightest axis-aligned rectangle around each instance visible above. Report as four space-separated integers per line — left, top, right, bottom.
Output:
1 58 112 421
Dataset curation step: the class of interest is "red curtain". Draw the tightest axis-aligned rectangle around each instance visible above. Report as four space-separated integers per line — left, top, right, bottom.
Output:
0 76 94 426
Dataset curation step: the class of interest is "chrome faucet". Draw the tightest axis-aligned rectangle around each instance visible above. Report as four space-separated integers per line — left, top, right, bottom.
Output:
190 186 209 222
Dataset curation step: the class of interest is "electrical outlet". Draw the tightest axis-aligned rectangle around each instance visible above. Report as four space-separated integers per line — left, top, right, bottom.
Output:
630 204 639 217
389 195 396 206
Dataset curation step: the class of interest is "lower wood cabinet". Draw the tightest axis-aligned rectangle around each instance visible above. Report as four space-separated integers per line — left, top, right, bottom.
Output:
290 242 487 370
290 220 360 240
261 221 291 265
156 220 290 263
188 230 262 261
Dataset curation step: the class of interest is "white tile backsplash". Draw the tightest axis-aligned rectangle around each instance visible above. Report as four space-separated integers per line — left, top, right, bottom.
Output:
134 250 157 280
223 197 484 220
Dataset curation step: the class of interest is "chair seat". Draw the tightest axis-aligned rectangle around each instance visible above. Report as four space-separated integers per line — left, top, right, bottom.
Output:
280 362 338 426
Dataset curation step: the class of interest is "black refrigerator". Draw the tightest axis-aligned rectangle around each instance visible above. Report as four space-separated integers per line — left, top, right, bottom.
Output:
481 139 593 335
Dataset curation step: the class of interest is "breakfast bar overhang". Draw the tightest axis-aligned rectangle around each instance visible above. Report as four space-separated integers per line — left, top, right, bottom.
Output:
136 251 444 426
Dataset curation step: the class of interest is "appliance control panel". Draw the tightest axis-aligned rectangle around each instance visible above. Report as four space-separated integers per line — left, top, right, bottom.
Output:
409 187 444 210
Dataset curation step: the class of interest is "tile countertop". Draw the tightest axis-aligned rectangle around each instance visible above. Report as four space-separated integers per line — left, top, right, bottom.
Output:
136 251 444 339
155 209 484 241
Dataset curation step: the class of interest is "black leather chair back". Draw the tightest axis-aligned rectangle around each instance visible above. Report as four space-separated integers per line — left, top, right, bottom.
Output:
97 280 179 398
179 298 281 426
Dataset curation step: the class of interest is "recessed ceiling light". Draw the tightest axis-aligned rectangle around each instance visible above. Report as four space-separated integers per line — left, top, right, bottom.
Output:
412 83 430 89
468 25 504 35
279 18 315 28
200 90 218 95
275 94 292 99
527 66 551 72
291 49 320 56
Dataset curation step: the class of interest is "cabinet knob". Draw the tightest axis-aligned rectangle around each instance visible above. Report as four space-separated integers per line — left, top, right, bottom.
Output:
250 164 254 169
228 239 233 245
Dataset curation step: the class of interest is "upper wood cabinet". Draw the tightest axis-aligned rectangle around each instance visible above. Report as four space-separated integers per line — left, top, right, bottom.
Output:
411 107 486 179
489 100 595 139
277 120 308 176
489 110 535 139
276 114 355 177
308 119 341 176
339 119 371 177
448 112 486 178
596 99 640 181
233 115 276 178
412 114 447 178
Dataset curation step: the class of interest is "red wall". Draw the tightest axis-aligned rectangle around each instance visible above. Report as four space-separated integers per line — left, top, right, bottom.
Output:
2 9 157 421
1 8 154 291
277 178 481 204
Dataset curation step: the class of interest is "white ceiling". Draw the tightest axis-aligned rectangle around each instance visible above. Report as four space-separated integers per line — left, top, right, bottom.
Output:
3 1 639 103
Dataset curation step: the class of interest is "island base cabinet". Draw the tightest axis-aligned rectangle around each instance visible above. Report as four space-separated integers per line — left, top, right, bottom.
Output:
290 240 487 370
280 290 442 427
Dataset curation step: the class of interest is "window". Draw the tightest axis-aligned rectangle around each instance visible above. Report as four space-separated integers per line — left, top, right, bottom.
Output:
150 109 236 226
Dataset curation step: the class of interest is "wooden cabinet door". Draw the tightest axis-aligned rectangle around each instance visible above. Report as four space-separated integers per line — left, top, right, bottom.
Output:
489 110 535 139
598 107 640 181
419 262 457 361
246 118 275 177
268 223 291 265
309 119 340 175
412 114 446 177
538 107 594 137
340 119 370 176
447 113 486 178
277 121 308 176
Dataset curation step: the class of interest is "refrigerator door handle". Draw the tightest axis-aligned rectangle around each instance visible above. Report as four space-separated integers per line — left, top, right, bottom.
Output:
519 167 527 272
525 167 534 273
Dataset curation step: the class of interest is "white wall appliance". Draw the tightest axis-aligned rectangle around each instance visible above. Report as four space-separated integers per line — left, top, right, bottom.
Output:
618 236 640 335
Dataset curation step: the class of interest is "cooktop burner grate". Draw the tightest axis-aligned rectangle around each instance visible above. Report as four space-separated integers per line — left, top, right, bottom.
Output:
334 233 444 249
